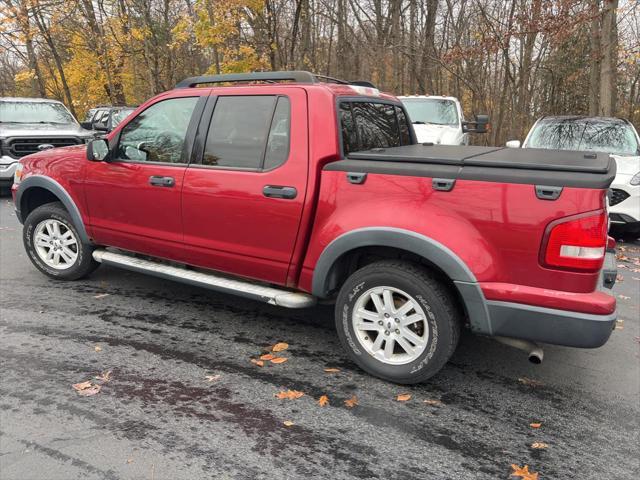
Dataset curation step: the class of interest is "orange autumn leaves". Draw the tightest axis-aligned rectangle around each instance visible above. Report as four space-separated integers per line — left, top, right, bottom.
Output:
511 464 540 480
275 390 304 400
250 342 289 366
275 390 330 407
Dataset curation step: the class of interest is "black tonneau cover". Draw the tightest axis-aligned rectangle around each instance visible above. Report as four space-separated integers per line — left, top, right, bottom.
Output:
348 145 612 173
330 144 616 189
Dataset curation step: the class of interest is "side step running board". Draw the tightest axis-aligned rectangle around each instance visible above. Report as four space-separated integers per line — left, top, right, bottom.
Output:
92 250 316 309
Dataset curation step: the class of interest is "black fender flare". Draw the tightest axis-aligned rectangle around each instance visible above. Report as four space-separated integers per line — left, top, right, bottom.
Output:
15 175 92 244
311 227 492 335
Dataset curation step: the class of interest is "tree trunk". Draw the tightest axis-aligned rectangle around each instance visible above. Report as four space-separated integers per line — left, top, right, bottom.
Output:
598 0 618 116
589 0 601 115
516 0 542 138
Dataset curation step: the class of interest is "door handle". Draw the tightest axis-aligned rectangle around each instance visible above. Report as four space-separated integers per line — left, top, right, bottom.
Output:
263 185 297 199
149 176 175 187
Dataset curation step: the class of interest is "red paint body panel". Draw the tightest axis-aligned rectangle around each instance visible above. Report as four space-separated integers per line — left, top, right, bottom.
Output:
181 87 309 284
480 282 616 315
14 144 90 221
302 171 606 292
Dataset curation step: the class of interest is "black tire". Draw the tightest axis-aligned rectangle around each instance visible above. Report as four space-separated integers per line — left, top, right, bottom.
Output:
335 260 461 384
23 202 99 280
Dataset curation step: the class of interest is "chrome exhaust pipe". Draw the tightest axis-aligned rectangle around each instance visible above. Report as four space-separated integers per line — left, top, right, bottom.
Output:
494 336 544 364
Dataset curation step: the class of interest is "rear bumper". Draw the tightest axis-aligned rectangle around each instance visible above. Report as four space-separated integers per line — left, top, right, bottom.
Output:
486 301 616 348
456 251 618 348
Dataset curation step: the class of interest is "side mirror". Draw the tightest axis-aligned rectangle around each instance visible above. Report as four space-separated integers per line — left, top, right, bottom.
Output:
80 121 93 130
462 114 490 134
93 122 110 133
87 138 110 162
505 140 521 149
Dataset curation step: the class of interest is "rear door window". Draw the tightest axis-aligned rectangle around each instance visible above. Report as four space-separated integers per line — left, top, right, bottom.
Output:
340 101 412 154
202 95 291 170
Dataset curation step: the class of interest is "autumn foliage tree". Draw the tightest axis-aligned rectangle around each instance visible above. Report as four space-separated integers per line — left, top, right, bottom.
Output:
0 0 638 142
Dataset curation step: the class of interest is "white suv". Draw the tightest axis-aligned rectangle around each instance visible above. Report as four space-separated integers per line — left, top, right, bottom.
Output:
399 95 488 145
0 98 94 193
507 116 640 236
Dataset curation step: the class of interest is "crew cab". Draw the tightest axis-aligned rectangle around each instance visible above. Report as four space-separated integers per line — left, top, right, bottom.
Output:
12 71 618 384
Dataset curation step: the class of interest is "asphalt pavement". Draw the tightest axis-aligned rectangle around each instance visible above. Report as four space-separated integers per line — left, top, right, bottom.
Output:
1 197 639 480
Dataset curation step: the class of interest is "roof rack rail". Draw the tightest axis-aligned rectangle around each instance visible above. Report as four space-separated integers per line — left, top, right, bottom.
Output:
175 70 377 90
176 71 316 88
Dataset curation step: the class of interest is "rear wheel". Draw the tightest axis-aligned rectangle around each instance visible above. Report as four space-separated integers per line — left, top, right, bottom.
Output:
23 202 99 280
335 260 461 384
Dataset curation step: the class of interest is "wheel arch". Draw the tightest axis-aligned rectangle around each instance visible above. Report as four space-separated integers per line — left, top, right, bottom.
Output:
311 227 492 335
16 175 91 244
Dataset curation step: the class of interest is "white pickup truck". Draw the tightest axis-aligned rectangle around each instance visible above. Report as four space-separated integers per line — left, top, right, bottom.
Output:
399 95 488 145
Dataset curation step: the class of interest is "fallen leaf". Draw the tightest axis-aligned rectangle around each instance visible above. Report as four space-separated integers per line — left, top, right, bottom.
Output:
272 342 289 352
94 345 102 352
344 395 358 408
283 420 294 427
94 293 110 299
324 368 340 373
77 384 101 397
615 320 624 330
270 357 288 364
510 464 539 480
318 395 329 407
250 359 264 367
618 294 630 300
205 374 220 382
95 370 112 382
72 381 93 391
616 274 624 282
529 422 542 428
396 393 411 402
518 377 543 387
275 390 304 400
531 442 548 449
423 399 443 406
126 458 133 464
617 264 627 269
260 353 275 361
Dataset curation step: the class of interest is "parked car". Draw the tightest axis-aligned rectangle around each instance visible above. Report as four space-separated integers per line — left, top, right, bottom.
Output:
0 97 94 193
399 95 488 145
81 105 137 133
12 71 618 384
507 116 640 236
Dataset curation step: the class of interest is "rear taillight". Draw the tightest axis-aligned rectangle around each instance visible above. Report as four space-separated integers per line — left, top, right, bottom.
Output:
542 211 607 272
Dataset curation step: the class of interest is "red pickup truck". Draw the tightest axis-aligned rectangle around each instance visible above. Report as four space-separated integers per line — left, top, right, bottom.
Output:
12 71 618 384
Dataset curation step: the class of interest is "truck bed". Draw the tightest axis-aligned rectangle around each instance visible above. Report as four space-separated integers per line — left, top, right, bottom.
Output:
337 145 616 188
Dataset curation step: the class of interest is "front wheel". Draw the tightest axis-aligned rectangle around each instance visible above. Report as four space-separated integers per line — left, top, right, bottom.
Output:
335 260 461 384
23 202 99 280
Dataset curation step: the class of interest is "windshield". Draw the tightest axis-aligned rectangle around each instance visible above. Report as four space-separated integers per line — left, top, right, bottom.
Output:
0 101 77 125
401 99 459 126
526 119 639 156
112 108 135 127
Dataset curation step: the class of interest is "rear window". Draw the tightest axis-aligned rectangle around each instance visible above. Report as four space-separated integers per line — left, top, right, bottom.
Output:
340 101 412 155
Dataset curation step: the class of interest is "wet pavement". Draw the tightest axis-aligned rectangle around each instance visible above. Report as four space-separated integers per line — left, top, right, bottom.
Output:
1 197 639 480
